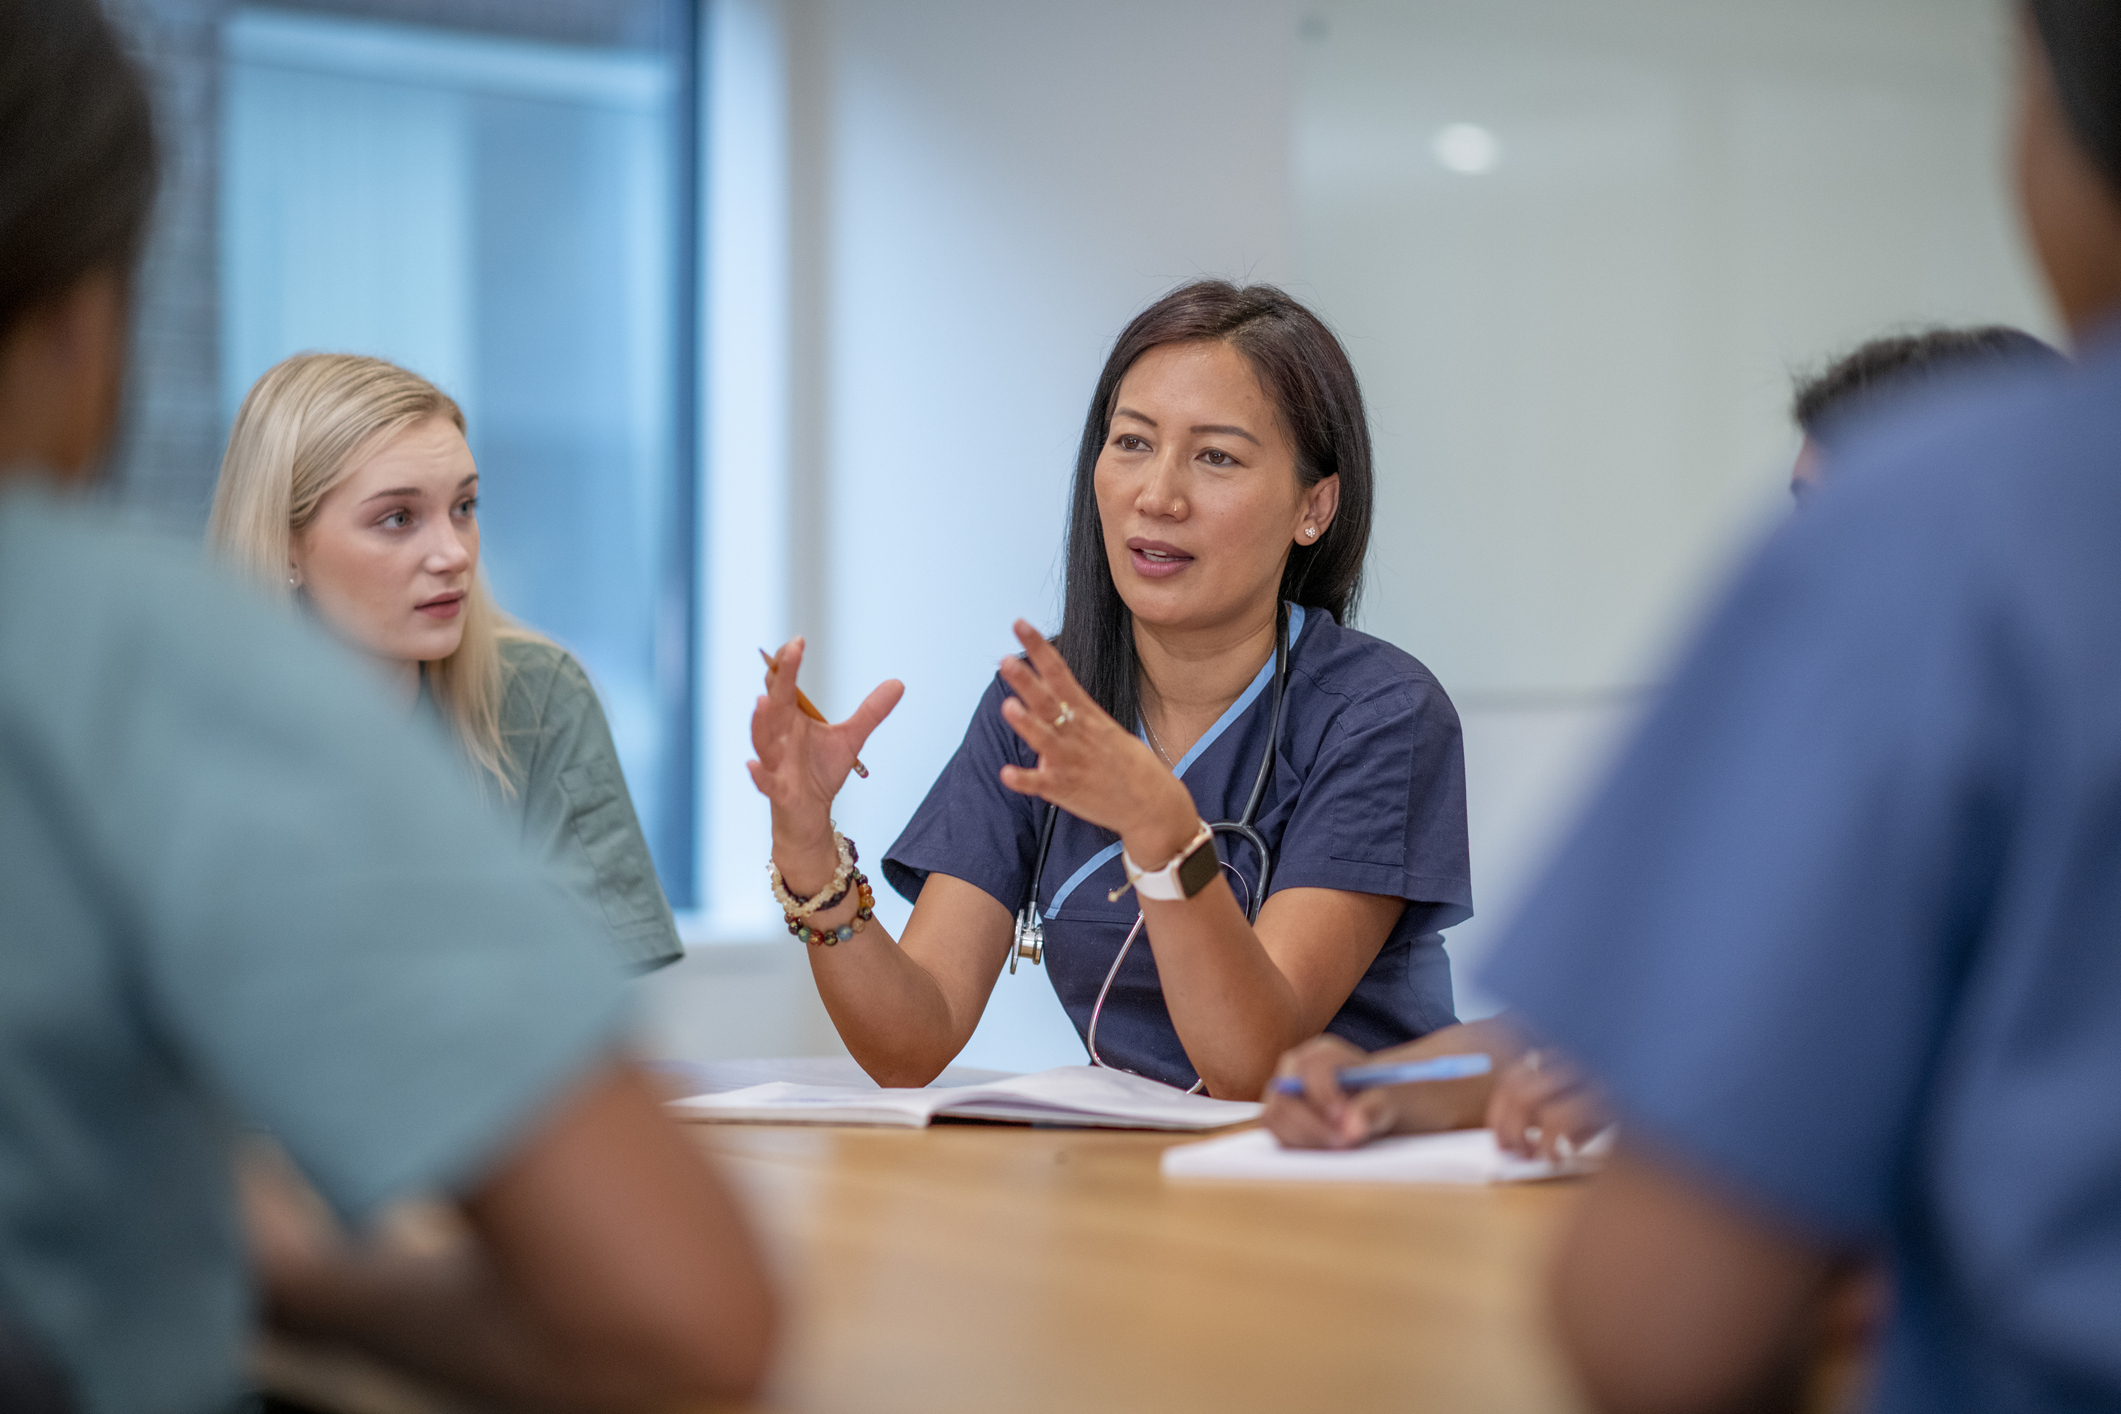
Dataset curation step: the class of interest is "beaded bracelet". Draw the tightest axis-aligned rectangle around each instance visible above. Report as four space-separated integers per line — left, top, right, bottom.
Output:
768 829 859 918
786 873 875 946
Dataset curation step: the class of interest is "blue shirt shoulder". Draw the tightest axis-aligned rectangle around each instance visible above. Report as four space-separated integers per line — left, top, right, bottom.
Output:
1484 339 2121 1413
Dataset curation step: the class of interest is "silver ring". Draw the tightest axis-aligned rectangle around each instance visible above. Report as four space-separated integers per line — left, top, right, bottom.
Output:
1524 1124 1543 1148
1053 702 1075 729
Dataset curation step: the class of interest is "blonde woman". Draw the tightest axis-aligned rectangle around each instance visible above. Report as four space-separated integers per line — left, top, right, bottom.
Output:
210 352 682 972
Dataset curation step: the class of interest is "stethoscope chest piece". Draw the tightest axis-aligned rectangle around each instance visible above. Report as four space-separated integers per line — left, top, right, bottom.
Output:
1010 800 1061 972
1010 901 1045 972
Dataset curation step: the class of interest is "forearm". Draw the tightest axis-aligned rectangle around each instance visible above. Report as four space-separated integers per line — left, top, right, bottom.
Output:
772 821 967 1085
1139 883 1313 1099
802 917 970 1086
254 1063 776 1409
1554 1146 1840 1414
776 826 1003 1085
265 1243 692 1413
1358 1016 1527 1131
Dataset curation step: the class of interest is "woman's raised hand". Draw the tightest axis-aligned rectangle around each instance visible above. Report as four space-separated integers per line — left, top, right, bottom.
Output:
995 621 1195 858
747 637 903 878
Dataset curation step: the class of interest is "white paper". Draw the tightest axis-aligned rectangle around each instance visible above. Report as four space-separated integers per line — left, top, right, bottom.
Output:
669 1063 1263 1131
1160 1126 1611 1185
650 1056 1016 1097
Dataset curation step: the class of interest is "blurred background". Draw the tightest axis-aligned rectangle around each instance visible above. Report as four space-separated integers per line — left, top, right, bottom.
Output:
108 0 2049 1072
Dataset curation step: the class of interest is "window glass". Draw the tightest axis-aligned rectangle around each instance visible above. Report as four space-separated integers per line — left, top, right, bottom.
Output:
220 3 697 904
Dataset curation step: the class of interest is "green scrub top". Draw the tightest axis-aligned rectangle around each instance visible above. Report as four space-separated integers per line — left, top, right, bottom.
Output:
476 637 684 972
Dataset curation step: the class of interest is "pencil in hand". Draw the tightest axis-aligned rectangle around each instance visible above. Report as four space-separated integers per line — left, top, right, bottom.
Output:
760 647 869 779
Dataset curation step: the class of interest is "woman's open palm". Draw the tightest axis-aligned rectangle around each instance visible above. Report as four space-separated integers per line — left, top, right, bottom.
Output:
747 637 903 839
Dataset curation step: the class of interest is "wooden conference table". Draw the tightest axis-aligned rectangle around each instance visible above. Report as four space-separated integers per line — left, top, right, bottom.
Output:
695 1119 1588 1414
256 1097 1593 1414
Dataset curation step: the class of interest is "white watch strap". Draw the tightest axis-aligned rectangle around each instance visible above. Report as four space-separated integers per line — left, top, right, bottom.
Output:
1119 820 1214 903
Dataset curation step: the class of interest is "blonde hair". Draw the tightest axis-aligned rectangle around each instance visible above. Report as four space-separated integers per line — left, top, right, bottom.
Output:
208 352 539 795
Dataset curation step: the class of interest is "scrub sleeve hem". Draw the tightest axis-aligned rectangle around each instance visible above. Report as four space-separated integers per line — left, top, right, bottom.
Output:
882 856 1027 913
1268 857 1473 913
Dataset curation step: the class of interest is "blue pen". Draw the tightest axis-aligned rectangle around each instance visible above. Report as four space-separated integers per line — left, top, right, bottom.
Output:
1271 1051 1493 1097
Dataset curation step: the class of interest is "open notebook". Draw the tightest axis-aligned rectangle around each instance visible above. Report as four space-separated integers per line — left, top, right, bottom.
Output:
1161 1126 1612 1185
668 1063 1263 1131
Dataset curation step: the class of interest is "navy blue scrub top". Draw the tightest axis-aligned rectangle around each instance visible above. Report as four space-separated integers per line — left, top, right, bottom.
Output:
885 604 1473 1089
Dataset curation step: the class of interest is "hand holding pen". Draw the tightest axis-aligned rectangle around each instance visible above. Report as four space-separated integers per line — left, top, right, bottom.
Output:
747 638 903 890
1262 1033 1499 1150
1269 1052 1493 1096
760 647 872 779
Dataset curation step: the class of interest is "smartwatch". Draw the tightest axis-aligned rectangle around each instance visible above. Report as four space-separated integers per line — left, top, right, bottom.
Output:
1120 820 1220 903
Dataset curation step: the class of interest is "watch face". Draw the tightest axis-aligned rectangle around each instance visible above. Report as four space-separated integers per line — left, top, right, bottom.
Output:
1177 836 1221 899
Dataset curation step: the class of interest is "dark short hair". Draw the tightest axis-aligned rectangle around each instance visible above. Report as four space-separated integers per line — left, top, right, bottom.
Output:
1791 326 2066 444
2027 0 2121 198
0 0 158 341
1055 281 1373 729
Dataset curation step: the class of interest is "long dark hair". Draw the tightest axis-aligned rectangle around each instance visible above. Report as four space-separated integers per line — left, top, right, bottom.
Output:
1054 280 1374 730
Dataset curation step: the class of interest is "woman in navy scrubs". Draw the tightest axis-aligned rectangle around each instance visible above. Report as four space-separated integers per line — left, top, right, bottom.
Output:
749 281 1471 1099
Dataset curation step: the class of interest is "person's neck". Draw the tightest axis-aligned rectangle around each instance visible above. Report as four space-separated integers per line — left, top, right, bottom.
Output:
1134 600 1279 761
2068 292 2121 350
380 657 422 709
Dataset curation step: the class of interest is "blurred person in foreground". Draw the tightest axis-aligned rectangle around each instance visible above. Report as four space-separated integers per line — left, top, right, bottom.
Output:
0 3 774 1411
1478 4 2121 1412
1789 326 2067 497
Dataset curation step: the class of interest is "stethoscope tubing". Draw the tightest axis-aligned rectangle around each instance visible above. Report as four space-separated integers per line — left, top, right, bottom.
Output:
1027 606 1292 1092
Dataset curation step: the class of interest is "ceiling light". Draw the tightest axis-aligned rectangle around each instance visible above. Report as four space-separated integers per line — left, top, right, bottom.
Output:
1432 123 1500 175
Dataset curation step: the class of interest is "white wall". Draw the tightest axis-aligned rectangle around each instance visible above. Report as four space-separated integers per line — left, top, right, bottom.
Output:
641 0 2053 1061
1292 0 2051 1010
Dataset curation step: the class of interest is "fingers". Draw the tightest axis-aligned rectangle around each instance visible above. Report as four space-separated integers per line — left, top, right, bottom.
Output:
996 761 1048 801
996 655 1064 738
751 638 805 761
1532 1087 1614 1162
1340 1091 1399 1147
997 690 1102 773
843 678 904 749
1487 1050 1606 1159
1012 619 1089 700
1261 1036 1368 1149
1490 1067 1575 1157
763 637 804 707
750 694 789 766
1260 1088 1342 1150
1485 1064 1539 1155
999 620 1095 725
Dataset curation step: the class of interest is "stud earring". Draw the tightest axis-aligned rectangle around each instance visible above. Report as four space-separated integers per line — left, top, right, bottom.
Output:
1304 526 1318 539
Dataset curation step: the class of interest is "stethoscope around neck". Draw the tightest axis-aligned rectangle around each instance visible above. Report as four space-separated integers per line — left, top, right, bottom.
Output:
1011 605 1291 1093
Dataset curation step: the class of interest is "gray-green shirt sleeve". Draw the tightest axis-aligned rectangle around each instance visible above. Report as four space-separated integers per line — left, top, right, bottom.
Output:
1 490 629 1229
498 639 684 972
